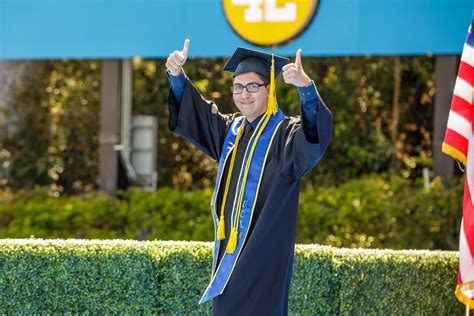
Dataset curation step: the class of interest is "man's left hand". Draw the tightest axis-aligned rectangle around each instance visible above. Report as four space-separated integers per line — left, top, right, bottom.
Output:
282 49 312 87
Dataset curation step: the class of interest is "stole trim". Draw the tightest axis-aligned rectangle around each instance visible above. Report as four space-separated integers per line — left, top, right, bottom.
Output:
199 110 285 304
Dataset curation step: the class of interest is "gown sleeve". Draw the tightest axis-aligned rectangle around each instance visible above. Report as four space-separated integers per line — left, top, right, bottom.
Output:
276 85 333 179
168 76 234 161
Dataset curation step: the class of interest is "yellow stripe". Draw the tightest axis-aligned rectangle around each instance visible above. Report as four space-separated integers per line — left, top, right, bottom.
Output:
231 114 270 230
206 115 266 284
227 112 269 230
220 119 285 294
227 113 271 253
442 142 467 166
226 119 258 233
210 140 238 277
212 141 236 218
217 119 245 240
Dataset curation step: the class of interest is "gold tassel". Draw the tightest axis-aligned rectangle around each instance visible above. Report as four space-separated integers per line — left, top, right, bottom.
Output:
217 215 226 240
226 227 238 254
266 54 277 116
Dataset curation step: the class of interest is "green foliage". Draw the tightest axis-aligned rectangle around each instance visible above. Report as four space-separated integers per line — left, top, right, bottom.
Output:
2 55 438 193
1 63 53 188
0 239 211 314
290 246 337 313
0 187 214 242
1 60 101 194
132 55 436 188
132 59 226 189
298 56 436 184
0 187 125 239
331 248 460 314
0 175 463 250
46 61 101 193
0 239 462 314
120 187 214 241
298 175 463 250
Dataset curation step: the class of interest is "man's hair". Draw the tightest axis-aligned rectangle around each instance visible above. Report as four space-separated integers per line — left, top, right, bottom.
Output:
256 73 270 86
232 72 269 86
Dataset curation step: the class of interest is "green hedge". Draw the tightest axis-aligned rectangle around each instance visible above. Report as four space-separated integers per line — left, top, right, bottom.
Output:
298 175 463 249
0 239 462 314
0 175 463 250
0 187 214 241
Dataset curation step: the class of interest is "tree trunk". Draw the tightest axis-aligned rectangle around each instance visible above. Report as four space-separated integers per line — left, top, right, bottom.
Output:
391 56 401 143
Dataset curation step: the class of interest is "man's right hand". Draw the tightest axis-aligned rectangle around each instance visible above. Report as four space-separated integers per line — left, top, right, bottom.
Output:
166 39 190 76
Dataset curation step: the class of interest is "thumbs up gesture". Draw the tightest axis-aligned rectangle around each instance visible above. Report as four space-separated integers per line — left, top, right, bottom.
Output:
282 49 312 87
166 39 190 76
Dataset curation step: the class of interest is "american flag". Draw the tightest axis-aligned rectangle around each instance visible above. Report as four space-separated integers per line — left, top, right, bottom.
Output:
442 14 474 307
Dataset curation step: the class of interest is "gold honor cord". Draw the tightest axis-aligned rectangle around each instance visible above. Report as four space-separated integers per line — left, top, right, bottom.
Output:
226 113 271 253
226 55 278 254
217 120 246 240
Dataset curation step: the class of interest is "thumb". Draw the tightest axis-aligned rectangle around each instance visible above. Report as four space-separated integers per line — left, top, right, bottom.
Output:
182 39 190 60
295 49 302 70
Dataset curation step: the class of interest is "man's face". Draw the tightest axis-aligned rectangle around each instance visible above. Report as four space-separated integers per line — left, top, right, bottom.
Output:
232 72 269 122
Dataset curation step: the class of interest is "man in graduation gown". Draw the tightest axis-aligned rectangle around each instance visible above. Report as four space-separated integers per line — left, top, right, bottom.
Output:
165 39 333 315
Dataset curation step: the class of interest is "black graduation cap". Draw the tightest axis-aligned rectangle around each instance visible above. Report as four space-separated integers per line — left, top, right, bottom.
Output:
223 47 289 80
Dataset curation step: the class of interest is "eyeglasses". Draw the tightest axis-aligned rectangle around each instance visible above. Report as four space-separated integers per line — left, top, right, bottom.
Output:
231 82 267 94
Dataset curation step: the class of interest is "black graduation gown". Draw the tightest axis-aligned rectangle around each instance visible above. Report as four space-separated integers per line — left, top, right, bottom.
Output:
168 78 333 316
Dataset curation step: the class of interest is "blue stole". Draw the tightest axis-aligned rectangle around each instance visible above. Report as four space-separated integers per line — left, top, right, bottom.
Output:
199 109 285 304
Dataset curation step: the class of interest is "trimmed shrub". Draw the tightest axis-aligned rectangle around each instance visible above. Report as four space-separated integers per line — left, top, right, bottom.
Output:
333 248 458 314
0 175 463 250
121 187 214 241
0 188 127 239
0 239 462 314
298 175 463 249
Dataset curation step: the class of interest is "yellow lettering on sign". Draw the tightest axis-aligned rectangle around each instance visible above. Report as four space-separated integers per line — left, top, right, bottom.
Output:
223 0 318 46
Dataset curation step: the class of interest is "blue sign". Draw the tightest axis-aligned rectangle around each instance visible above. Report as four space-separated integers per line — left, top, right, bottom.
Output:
0 0 472 60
